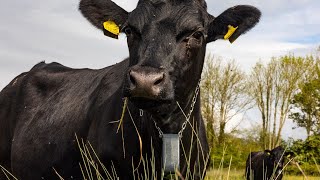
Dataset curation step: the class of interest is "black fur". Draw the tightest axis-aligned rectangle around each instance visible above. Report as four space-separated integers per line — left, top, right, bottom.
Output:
245 146 294 180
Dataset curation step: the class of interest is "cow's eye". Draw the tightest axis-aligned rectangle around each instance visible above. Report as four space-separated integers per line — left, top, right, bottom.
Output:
123 27 132 36
192 31 203 40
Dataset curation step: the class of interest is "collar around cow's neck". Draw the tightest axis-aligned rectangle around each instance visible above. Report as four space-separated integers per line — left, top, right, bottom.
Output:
150 80 201 139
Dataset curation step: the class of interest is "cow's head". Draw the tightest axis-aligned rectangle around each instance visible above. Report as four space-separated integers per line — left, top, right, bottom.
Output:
79 0 260 117
264 146 294 178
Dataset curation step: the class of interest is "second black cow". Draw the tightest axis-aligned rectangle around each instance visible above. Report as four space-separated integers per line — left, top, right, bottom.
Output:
246 146 294 180
0 0 261 179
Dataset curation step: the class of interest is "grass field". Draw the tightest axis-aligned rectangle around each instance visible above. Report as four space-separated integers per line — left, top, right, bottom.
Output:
206 169 320 180
2 166 319 179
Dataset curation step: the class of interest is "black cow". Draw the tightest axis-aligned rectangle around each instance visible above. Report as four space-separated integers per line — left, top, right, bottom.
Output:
0 0 260 179
245 146 294 180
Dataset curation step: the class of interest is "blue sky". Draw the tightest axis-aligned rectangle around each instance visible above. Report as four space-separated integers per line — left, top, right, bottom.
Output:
0 0 319 139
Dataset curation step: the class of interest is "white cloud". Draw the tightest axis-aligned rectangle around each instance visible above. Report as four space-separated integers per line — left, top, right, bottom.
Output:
207 39 317 70
225 109 308 140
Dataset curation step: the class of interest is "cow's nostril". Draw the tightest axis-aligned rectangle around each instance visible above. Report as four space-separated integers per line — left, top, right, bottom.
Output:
129 72 137 86
154 74 164 86
154 79 162 86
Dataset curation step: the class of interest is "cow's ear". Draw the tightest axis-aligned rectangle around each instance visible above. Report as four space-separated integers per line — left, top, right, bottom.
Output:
207 5 261 43
264 150 272 156
79 0 129 39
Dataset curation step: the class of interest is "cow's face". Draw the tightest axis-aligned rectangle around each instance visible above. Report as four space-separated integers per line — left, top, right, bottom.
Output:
79 0 260 116
122 1 210 112
265 146 294 178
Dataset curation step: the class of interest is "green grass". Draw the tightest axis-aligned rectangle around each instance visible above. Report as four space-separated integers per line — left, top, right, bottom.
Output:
74 130 320 180
206 169 243 180
205 169 320 180
283 176 320 180
2 166 318 180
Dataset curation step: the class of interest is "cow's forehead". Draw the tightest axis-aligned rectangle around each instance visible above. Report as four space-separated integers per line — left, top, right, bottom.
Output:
272 146 285 156
137 0 207 9
128 0 208 33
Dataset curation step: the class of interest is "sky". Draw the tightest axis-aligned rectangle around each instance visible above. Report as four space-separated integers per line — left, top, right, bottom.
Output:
0 0 319 140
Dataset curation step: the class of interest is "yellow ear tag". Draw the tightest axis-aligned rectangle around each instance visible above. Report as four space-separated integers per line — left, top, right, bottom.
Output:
224 25 238 40
267 152 271 156
103 20 120 36
287 154 291 158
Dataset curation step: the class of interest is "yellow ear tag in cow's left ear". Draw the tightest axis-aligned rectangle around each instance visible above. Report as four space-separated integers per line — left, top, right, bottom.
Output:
103 20 120 36
224 25 238 40
267 152 271 156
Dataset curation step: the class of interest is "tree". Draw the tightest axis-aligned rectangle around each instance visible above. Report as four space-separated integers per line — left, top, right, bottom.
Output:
289 60 320 136
248 55 315 149
289 135 320 164
201 55 253 147
248 59 276 149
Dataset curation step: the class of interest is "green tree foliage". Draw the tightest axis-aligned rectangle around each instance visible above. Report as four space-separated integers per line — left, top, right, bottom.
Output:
289 57 320 136
210 129 262 169
289 135 320 163
286 135 320 175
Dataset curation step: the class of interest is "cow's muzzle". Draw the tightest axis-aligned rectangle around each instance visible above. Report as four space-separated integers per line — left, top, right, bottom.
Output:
125 66 169 100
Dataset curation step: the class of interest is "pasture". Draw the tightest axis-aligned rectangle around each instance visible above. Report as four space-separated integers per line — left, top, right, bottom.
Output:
206 169 320 180
2 166 318 179
3 135 318 180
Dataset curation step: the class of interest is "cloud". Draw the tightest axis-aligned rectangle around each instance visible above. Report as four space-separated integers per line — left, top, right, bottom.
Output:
0 0 131 86
225 108 308 140
207 38 317 70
